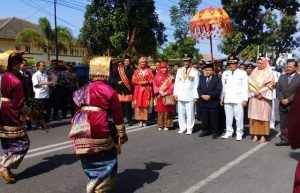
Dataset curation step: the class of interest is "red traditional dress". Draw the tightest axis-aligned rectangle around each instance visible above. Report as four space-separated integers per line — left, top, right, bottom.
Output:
153 63 175 129
0 50 31 183
132 66 154 121
69 57 127 193
286 86 300 193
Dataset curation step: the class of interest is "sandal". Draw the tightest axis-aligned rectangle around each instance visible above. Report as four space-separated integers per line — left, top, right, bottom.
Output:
0 170 16 183
252 135 258 142
260 136 266 143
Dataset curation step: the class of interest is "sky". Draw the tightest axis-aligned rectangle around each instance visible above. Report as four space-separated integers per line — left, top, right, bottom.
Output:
1 0 297 59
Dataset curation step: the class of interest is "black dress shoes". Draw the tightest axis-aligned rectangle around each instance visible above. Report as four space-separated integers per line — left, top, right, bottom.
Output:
275 141 290 146
199 131 211 137
212 134 219 139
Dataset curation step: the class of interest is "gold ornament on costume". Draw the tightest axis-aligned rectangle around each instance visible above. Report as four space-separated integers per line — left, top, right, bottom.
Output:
89 56 111 81
182 67 192 81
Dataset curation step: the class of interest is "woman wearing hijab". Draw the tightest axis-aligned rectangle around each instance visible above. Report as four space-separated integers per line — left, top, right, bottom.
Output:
248 57 275 143
132 57 154 127
153 63 175 131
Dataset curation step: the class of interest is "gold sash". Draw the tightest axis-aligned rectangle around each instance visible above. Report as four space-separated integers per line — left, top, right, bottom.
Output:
118 66 132 91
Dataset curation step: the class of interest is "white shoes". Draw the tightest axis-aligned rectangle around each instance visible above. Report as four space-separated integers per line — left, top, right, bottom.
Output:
177 129 186 134
236 134 243 141
163 127 169 131
221 132 233 139
158 127 163 131
186 130 192 135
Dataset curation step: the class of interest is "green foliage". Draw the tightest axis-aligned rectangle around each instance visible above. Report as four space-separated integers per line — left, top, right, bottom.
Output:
16 17 74 60
169 0 201 40
161 0 201 60
161 37 201 59
220 0 300 62
79 0 166 57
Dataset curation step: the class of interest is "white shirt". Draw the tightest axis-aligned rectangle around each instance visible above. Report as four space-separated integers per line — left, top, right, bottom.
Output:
174 67 199 101
221 69 249 104
32 70 50 99
272 70 281 99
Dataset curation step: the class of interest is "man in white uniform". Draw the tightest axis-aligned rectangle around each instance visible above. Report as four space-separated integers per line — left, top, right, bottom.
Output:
270 66 281 129
174 54 199 135
220 56 248 141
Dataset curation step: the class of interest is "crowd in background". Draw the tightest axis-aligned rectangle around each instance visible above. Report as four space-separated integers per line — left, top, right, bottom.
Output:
16 59 79 129
16 54 300 146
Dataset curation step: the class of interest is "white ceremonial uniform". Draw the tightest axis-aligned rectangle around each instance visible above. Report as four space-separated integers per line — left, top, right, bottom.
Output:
220 69 248 139
270 69 281 129
174 67 199 134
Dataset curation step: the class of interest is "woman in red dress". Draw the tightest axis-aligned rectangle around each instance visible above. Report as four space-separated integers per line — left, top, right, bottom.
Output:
132 57 154 127
153 62 175 131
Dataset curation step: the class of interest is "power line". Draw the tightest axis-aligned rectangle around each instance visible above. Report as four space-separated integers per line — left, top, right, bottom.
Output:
38 0 85 12
26 0 81 30
25 2 52 20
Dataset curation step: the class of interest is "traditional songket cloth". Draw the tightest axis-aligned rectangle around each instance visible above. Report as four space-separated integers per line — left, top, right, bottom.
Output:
248 57 274 136
69 57 126 193
286 86 300 193
132 65 154 121
0 50 31 171
153 63 175 129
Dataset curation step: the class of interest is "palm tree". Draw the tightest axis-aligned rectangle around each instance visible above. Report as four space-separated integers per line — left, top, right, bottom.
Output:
16 17 74 61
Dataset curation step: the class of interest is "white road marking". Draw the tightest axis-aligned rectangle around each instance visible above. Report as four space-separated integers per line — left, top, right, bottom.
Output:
182 133 279 193
25 144 74 159
0 121 174 161
28 141 72 153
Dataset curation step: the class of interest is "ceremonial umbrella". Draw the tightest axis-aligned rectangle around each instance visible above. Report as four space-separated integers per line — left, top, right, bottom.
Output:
190 7 231 61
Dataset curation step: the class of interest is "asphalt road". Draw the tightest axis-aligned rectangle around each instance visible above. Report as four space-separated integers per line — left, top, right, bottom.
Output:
0 117 298 193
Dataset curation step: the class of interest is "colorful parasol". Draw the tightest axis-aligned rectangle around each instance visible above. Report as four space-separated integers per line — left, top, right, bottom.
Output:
190 7 231 61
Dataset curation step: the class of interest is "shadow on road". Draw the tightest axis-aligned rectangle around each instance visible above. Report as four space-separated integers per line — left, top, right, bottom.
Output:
112 162 170 193
18 153 79 181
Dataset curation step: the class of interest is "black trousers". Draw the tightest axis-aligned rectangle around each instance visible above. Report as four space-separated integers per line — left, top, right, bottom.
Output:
50 86 64 119
195 101 201 121
35 98 51 121
219 106 226 132
279 110 289 142
201 107 219 134
61 88 75 118
122 102 133 123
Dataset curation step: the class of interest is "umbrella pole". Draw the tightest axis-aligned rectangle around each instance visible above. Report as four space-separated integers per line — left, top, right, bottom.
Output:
209 33 214 61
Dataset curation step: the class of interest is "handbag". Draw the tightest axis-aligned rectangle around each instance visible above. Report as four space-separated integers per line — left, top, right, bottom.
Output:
162 95 176 106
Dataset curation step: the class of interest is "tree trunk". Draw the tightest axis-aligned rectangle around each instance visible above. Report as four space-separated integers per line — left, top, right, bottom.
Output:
123 26 137 57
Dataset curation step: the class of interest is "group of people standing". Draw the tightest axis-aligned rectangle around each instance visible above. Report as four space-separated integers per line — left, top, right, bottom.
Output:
0 48 300 193
112 53 300 145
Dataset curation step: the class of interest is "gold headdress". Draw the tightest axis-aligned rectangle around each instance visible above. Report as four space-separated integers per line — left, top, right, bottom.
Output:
0 50 24 72
89 56 111 81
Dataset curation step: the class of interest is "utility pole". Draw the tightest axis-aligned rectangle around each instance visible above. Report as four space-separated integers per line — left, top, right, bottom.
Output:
54 0 58 62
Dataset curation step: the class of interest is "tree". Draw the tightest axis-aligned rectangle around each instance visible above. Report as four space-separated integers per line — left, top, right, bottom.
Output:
79 0 166 57
169 0 201 40
161 37 201 59
162 0 201 59
16 17 74 61
220 0 300 62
